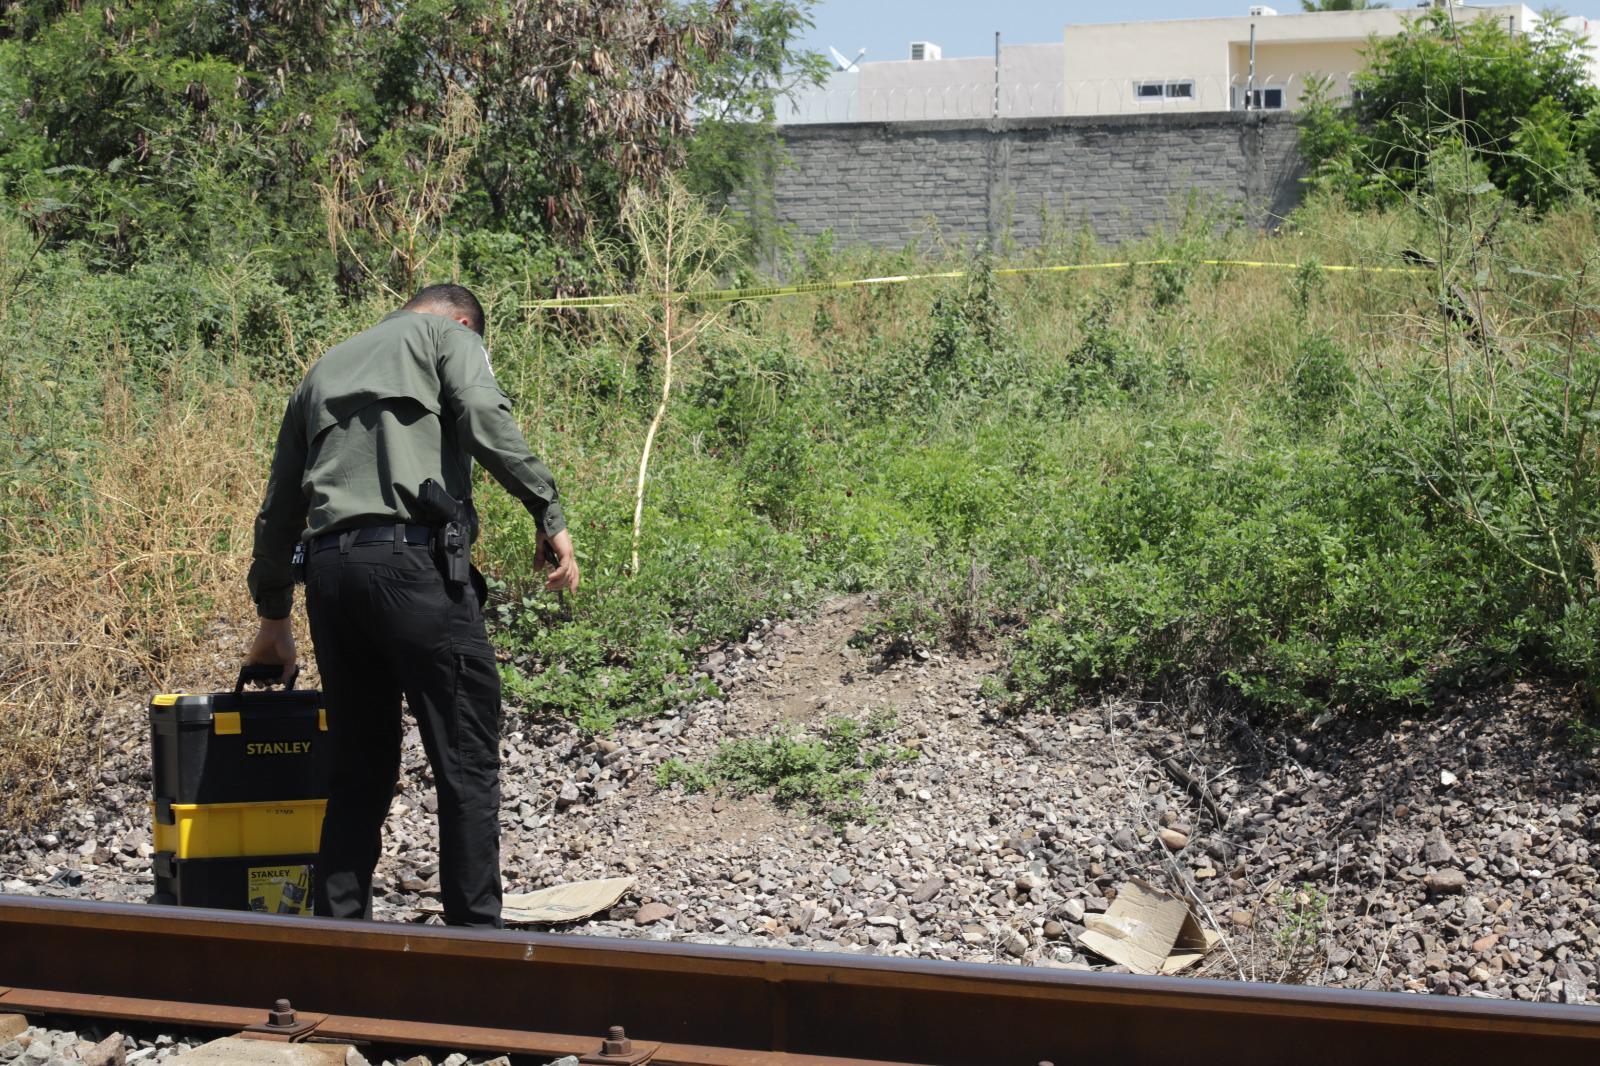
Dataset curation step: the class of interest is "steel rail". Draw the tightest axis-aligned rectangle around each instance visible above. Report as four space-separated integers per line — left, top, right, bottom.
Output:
2 895 1598 1065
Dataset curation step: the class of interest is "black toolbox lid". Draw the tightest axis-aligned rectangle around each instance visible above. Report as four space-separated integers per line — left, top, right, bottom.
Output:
150 689 322 725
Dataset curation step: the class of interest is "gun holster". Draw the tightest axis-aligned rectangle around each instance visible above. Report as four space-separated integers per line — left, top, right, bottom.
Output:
417 478 471 590
438 519 471 588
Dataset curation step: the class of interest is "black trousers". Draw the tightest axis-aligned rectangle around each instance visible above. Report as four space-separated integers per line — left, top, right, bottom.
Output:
304 533 503 927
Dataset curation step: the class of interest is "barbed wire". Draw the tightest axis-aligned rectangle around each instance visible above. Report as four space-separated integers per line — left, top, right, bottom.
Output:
777 72 1357 125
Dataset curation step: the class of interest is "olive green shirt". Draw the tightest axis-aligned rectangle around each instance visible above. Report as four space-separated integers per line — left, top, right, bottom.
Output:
248 309 566 619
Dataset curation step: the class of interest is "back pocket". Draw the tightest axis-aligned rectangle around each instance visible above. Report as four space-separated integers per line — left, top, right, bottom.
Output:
367 564 447 617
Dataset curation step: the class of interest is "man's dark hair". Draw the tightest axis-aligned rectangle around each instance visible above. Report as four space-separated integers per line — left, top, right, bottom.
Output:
405 283 485 337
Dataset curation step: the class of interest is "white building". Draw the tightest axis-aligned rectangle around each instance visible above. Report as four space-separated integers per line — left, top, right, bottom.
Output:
780 3 1599 124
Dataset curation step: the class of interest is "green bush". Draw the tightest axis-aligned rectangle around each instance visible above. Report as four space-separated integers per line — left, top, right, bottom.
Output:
1297 9 1600 210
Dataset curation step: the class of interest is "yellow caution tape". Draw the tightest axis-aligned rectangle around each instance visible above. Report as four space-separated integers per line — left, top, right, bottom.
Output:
525 258 1429 311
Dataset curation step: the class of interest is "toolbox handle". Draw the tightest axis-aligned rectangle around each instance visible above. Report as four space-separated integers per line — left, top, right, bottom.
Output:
235 663 302 696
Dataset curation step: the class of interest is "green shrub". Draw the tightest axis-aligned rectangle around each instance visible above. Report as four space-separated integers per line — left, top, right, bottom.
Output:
1297 9 1600 210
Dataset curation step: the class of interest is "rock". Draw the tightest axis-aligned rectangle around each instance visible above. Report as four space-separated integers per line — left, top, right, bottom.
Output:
634 902 677 926
1423 829 1454 866
910 876 945 904
1439 769 1458 787
143 1039 352 1065
999 928 1028 957
1158 828 1189 852
1472 933 1502 954
81 1033 126 1066
555 783 580 808
1425 869 1468 895
828 867 852 887
397 1057 432 1066
1015 872 1043 893
1111 829 1138 853
441 1055 469 1066
1062 899 1086 923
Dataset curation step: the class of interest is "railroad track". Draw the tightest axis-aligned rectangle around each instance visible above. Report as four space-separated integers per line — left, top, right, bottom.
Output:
2 895 1598 1065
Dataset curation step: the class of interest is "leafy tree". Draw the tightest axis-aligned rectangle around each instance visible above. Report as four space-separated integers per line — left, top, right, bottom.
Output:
0 0 822 279
1298 8 1600 209
1300 1 1388 10
681 0 828 242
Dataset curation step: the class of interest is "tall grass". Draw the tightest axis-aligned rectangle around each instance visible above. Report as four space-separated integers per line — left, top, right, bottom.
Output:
3 189 1599 826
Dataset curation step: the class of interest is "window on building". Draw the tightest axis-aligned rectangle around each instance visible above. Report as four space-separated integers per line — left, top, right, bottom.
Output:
1242 87 1285 110
1134 80 1196 102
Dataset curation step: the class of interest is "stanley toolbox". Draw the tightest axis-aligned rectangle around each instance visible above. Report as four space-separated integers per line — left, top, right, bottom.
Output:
149 665 330 915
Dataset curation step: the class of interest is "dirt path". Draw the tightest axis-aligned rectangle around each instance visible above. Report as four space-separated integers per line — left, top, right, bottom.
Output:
3 596 1597 1003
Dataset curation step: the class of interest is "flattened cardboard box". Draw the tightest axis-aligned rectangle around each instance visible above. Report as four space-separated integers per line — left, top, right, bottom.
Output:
1078 878 1223 975
419 875 636 926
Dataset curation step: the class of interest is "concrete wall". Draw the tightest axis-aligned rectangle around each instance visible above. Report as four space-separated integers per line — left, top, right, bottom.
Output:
772 111 1306 250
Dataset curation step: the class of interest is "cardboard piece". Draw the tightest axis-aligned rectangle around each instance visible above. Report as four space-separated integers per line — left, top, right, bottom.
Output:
420 876 636 926
502 876 636 925
1077 879 1220 976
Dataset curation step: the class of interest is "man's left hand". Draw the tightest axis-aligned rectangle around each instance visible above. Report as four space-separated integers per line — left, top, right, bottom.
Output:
244 616 298 684
538 529 581 593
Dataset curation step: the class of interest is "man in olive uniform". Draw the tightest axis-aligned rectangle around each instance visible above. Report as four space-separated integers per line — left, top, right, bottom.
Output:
242 283 578 928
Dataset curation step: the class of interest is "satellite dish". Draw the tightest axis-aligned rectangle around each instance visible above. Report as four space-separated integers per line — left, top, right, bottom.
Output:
829 46 866 72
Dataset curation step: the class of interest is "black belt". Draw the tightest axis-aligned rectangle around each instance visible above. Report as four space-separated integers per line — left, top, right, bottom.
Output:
309 523 433 553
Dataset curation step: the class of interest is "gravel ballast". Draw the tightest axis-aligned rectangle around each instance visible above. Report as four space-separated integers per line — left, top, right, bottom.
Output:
3 595 1597 1003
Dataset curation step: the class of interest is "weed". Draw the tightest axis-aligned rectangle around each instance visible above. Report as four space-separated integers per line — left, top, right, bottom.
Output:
656 712 913 826
1271 884 1330 982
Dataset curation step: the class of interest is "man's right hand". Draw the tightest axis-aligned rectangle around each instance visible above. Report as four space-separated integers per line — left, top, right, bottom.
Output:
538 529 580 593
244 616 298 685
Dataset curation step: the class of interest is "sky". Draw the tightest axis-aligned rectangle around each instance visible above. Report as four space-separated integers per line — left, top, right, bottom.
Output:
800 1 1291 64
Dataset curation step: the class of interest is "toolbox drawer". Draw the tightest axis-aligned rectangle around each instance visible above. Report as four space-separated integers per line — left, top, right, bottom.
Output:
152 851 316 915
152 798 327 859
